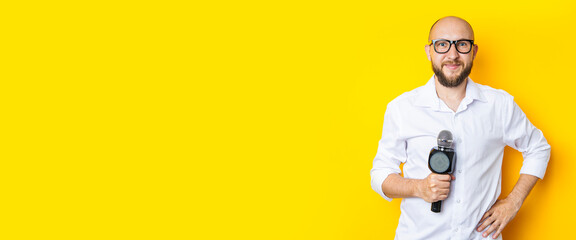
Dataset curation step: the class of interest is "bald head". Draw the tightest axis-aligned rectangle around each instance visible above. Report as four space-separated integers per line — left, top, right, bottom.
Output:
428 16 474 42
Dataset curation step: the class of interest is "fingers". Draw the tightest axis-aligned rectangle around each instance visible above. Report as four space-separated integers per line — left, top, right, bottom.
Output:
478 211 491 226
430 174 452 182
426 174 453 202
429 189 449 201
477 200 516 239
492 222 507 239
482 220 499 239
477 212 499 238
429 175 451 190
479 219 507 239
476 212 492 232
421 173 456 202
429 181 450 189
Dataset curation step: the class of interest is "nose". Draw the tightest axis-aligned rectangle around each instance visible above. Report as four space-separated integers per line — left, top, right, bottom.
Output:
445 44 459 60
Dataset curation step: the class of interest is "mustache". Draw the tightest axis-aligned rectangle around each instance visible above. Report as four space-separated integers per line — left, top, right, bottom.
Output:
442 61 463 66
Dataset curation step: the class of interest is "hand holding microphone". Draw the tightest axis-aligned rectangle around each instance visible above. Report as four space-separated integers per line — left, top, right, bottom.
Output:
426 130 457 213
419 173 455 204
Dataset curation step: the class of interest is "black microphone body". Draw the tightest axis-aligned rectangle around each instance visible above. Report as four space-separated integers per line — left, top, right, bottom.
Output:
428 130 456 213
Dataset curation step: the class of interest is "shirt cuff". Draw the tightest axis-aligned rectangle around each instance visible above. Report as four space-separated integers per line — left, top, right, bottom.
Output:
519 151 550 179
371 169 399 201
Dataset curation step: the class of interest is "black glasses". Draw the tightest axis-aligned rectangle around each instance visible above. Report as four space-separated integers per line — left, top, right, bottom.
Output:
430 39 474 54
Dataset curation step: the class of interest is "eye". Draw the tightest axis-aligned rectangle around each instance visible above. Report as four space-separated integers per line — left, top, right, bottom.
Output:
434 40 451 52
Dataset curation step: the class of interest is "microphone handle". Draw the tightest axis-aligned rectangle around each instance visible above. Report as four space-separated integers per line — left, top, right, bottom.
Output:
431 200 442 213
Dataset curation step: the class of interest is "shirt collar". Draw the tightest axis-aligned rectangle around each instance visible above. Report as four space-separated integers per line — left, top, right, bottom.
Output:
414 75 487 110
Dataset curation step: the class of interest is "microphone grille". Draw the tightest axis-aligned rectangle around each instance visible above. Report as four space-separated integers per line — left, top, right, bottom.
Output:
437 130 454 148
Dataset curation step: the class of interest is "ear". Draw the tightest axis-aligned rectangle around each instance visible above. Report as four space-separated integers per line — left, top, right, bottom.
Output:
425 44 431 61
472 44 478 60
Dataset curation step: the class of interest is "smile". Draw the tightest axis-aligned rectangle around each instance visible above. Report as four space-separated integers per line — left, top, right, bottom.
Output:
444 64 461 70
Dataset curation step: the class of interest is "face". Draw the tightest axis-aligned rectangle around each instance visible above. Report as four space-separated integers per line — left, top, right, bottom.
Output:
426 18 477 88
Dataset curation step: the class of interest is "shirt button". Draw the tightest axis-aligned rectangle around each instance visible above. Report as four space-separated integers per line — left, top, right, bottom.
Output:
458 170 462 173
454 228 459 232
457 199 461 203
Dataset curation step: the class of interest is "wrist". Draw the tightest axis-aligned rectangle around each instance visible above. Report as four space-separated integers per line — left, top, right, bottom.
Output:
412 178 424 199
505 193 524 210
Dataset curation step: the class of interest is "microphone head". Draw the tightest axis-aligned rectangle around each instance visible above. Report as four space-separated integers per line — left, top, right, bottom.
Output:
437 130 454 149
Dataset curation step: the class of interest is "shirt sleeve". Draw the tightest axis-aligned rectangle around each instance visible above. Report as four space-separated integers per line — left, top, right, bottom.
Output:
370 101 407 201
502 97 551 179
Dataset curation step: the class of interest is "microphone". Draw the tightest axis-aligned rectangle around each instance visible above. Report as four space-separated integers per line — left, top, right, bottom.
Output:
428 130 456 213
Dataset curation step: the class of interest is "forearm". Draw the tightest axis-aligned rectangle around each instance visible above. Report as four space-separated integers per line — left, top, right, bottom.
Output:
505 174 539 208
381 173 422 199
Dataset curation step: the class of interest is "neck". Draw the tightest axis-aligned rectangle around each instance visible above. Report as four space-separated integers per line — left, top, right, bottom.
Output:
435 76 467 101
435 76 468 112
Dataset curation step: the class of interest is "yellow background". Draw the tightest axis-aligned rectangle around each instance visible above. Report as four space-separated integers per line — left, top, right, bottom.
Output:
1 0 575 239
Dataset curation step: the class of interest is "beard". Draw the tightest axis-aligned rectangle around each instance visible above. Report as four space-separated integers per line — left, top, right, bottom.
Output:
432 61 473 88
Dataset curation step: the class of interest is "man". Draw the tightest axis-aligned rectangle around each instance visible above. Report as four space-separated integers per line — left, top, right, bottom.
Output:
370 16 550 240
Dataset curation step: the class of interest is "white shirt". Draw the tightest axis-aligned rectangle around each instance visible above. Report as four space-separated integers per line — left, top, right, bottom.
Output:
370 76 550 240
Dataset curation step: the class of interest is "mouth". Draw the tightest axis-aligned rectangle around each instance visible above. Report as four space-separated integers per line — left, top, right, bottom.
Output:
443 63 461 71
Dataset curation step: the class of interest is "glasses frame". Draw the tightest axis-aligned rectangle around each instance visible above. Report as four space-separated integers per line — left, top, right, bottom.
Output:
430 39 475 54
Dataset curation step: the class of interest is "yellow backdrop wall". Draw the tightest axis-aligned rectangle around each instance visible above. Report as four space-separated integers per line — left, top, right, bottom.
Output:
2 0 574 239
